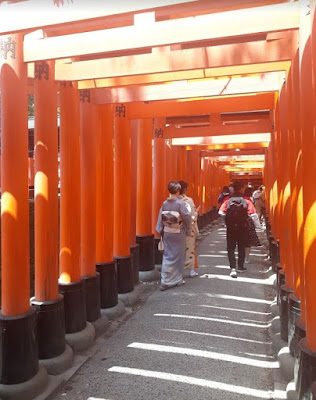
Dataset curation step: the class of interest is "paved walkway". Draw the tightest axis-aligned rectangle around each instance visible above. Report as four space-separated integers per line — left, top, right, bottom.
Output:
52 223 276 400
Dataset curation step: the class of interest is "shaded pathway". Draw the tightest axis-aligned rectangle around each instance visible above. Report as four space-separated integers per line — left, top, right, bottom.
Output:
51 224 276 400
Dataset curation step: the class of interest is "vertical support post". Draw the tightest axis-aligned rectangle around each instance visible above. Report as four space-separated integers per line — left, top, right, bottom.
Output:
31 60 71 370
59 83 92 343
80 90 102 327
136 118 155 277
96 104 118 309
152 118 166 265
114 103 134 294
130 119 140 284
0 33 47 392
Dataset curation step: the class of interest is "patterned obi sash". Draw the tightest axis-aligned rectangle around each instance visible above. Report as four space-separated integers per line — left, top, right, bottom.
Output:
161 211 182 233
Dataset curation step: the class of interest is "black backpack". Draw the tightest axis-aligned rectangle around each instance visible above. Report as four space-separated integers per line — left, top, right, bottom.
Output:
225 197 248 230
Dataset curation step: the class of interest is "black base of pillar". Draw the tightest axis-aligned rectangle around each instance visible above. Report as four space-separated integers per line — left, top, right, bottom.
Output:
277 268 285 304
115 255 134 294
82 274 101 323
59 280 86 334
311 382 316 399
280 285 294 342
136 234 155 272
297 338 316 399
31 295 66 360
154 238 163 265
130 244 140 284
0 307 39 384
197 215 202 231
294 319 306 386
288 294 301 357
271 240 279 269
96 261 118 309
268 234 274 259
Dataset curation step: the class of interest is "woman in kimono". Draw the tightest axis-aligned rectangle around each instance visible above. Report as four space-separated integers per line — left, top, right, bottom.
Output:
156 181 192 291
178 180 199 278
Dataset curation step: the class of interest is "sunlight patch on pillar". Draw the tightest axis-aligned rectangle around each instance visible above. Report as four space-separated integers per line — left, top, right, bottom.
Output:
1 191 18 219
35 171 48 200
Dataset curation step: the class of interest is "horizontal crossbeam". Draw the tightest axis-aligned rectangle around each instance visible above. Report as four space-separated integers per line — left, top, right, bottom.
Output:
23 3 299 62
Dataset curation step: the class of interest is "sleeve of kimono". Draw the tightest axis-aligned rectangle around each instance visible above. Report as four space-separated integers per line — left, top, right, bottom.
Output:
155 206 163 235
187 197 198 220
180 200 193 234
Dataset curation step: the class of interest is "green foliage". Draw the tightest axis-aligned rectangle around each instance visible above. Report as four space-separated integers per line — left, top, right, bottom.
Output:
28 94 34 117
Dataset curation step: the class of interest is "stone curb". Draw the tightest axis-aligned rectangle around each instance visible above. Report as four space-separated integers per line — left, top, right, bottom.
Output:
39 345 74 376
101 300 125 320
139 268 160 282
118 283 147 307
91 314 110 337
65 322 95 353
0 365 48 400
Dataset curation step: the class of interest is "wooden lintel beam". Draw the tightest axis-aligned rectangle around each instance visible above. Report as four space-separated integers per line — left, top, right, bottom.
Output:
127 92 275 119
52 31 296 82
201 149 265 157
186 142 269 151
23 3 299 62
0 0 196 35
165 120 271 138
94 72 283 104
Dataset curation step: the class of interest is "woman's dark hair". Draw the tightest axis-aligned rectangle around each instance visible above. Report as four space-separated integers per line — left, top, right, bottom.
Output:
178 180 188 195
222 186 230 195
168 181 181 195
244 187 253 198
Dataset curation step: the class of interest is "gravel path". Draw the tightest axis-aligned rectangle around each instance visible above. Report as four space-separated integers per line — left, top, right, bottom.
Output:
51 223 276 400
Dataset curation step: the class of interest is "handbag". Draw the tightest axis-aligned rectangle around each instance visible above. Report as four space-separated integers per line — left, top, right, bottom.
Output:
158 237 164 252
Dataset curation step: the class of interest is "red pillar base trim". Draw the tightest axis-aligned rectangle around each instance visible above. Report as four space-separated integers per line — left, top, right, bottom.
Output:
96 262 118 309
0 308 39 384
58 280 87 334
136 234 155 272
31 294 66 360
288 294 301 357
130 244 140 285
115 255 134 294
82 274 101 323
296 338 316 399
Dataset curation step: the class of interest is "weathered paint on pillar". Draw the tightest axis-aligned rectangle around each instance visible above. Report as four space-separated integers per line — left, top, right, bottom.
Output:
136 118 153 236
96 104 114 263
279 82 294 289
1 33 30 315
130 119 139 246
300 0 316 348
80 90 97 277
114 103 131 257
34 60 59 301
152 118 165 237
59 82 81 284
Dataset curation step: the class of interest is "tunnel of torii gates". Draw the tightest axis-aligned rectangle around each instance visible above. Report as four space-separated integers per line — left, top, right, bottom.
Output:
0 0 316 398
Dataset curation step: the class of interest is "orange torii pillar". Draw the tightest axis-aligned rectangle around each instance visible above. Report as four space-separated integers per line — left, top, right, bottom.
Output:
59 83 95 348
0 33 47 394
177 146 187 181
80 90 107 335
113 104 134 294
164 142 172 197
136 118 159 281
152 118 165 266
130 120 140 284
296 2 316 396
96 104 120 310
288 51 304 356
278 82 295 343
31 60 72 374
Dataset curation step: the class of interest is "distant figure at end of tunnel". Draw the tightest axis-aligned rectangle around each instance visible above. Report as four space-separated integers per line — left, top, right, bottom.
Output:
156 181 193 291
219 180 250 279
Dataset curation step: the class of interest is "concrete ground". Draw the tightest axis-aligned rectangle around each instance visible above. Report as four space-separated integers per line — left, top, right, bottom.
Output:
51 223 277 400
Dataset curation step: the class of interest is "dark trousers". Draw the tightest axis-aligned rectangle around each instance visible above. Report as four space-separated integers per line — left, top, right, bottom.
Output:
227 229 247 269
